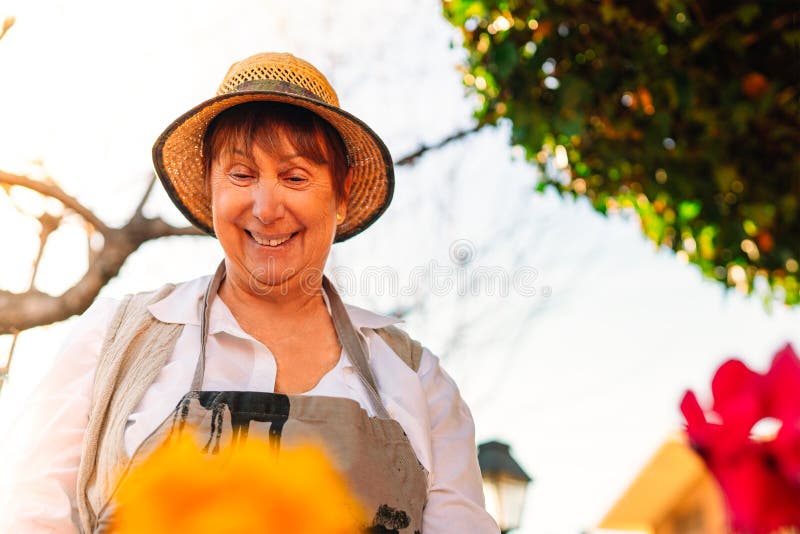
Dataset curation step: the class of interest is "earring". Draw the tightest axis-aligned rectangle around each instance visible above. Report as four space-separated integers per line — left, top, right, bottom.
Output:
336 213 343 222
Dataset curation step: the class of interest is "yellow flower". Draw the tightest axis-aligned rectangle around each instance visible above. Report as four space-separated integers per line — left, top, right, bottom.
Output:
111 431 365 534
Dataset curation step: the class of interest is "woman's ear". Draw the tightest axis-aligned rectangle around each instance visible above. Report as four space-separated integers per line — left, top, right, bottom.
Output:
336 168 354 223
343 168 354 197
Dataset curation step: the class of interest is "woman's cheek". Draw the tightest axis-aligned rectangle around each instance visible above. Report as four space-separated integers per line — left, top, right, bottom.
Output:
213 184 248 220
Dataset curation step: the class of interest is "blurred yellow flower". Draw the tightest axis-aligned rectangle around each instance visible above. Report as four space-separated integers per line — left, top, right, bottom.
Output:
111 431 365 534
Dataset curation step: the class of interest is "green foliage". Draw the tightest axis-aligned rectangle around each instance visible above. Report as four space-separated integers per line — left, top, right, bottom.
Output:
443 0 800 305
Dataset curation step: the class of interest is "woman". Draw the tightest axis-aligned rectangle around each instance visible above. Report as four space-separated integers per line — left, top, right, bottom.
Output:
2 52 499 533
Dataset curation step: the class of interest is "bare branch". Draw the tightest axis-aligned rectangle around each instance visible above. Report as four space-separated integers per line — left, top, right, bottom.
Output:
134 173 158 218
0 214 208 334
394 123 487 167
0 169 210 334
30 212 62 285
0 210 60 379
0 170 109 233
0 225 135 333
125 213 208 241
0 16 14 42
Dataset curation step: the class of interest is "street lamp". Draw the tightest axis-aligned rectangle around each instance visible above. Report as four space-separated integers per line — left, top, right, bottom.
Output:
478 440 532 534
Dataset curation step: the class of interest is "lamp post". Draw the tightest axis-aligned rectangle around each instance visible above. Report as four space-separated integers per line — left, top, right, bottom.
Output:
478 440 532 534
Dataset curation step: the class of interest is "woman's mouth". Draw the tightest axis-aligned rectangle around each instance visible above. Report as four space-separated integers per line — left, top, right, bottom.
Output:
245 230 299 248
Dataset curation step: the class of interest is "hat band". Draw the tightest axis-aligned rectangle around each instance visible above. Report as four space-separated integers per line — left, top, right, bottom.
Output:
232 79 325 103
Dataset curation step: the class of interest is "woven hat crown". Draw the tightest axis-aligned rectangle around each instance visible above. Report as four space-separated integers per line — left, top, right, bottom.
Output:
216 53 340 107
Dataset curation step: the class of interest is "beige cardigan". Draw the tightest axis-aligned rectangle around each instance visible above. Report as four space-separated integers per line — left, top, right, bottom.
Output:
75 282 422 533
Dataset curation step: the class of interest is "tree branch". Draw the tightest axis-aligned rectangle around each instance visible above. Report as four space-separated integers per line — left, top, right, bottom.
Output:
0 211 61 378
134 173 158 218
0 217 204 334
0 16 14 42
0 170 109 233
0 170 208 334
394 123 487 167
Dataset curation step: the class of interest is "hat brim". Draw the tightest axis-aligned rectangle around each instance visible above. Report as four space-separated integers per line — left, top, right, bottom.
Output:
152 90 394 243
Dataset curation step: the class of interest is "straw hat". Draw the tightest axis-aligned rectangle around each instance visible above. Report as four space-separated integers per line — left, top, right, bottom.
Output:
152 52 394 243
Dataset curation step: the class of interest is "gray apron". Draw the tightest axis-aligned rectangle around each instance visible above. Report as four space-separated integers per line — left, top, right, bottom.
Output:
97 260 428 533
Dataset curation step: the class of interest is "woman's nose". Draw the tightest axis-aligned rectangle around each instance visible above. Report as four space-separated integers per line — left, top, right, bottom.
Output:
251 180 286 223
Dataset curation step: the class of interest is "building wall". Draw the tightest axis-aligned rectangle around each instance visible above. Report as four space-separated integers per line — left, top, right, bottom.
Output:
653 473 727 534
598 433 729 533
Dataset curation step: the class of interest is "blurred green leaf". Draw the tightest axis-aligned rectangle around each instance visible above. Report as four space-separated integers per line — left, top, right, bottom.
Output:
736 4 761 26
678 200 702 222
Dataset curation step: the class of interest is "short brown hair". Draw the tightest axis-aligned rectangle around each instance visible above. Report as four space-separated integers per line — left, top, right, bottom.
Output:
201 101 350 200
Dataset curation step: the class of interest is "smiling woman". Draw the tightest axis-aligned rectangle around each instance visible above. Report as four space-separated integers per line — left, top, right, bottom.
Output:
1 52 500 534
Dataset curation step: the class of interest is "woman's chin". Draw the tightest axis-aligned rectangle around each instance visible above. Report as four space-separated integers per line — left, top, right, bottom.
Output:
240 231 298 269
243 267 296 296
223 231 331 294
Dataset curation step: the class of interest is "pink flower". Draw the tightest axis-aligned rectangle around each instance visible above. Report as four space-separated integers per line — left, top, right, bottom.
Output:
680 342 800 533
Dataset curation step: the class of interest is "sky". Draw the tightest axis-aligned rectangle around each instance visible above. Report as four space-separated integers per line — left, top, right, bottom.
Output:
1 0 799 532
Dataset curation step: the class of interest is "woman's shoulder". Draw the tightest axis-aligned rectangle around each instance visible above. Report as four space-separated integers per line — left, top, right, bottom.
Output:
64 273 208 347
127 273 208 305
107 272 208 327
371 324 424 372
363 320 446 387
365 320 463 407
68 295 124 343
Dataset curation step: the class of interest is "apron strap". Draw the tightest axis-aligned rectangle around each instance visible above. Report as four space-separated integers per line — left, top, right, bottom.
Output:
322 276 390 419
191 260 226 390
192 260 390 419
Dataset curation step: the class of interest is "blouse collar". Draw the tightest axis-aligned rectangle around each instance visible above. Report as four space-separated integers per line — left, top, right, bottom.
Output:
146 273 403 338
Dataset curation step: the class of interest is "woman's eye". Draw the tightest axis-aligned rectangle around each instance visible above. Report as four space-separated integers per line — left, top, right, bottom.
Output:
229 172 253 181
286 176 308 184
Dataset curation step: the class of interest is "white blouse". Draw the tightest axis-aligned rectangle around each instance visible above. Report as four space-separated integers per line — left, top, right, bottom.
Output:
1 273 499 533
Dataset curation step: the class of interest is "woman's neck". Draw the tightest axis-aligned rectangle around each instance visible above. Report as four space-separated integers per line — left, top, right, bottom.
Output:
217 267 328 332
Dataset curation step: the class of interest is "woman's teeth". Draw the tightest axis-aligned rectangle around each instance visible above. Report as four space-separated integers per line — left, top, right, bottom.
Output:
249 231 294 247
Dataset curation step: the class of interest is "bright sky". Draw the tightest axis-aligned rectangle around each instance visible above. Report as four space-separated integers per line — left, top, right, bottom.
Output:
1 0 799 532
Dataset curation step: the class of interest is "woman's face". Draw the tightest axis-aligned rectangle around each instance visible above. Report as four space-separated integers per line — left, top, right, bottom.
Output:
209 130 351 294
